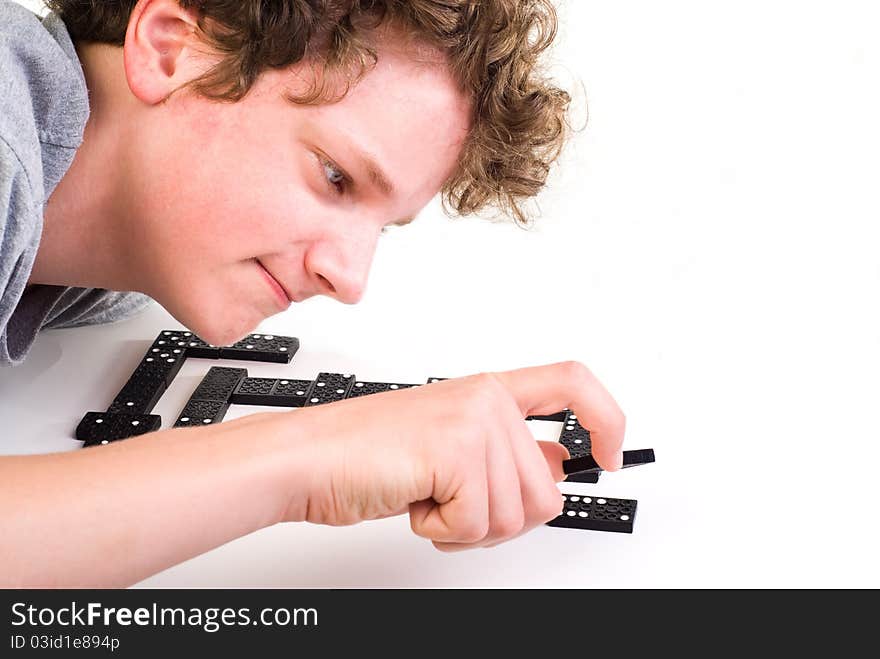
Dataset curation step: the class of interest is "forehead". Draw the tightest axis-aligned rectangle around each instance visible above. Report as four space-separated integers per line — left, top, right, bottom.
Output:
279 43 472 209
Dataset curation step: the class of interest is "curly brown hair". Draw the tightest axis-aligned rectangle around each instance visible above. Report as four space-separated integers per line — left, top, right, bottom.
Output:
46 0 572 225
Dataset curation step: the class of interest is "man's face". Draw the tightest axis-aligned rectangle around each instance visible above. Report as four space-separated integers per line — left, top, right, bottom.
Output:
124 42 471 345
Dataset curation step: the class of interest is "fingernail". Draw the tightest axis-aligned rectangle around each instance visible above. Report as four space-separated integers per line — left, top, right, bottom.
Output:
614 452 624 471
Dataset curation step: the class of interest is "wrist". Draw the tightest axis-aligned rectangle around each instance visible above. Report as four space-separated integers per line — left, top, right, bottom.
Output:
232 410 324 525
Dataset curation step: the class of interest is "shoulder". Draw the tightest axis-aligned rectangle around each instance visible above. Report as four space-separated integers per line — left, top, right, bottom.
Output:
0 0 39 27
0 3 88 201
0 135 43 367
0 137 40 239
0 135 42 300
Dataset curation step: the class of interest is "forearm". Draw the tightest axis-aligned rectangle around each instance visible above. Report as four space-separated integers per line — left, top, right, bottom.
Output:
0 412 304 588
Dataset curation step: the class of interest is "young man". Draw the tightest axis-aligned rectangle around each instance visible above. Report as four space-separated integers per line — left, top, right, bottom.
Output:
0 0 626 587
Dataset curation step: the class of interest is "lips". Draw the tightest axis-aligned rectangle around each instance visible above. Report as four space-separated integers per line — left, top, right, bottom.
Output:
255 259 293 309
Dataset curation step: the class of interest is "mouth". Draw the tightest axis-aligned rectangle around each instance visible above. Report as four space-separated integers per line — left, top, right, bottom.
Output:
255 259 295 308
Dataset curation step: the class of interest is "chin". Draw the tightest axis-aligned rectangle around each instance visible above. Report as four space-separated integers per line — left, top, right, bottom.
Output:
170 309 259 348
192 325 252 347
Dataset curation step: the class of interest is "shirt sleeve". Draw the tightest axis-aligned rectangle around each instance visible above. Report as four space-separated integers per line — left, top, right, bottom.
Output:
0 136 43 365
0 138 153 366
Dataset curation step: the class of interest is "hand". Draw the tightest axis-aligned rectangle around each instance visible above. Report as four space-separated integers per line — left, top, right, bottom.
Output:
275 361 625 551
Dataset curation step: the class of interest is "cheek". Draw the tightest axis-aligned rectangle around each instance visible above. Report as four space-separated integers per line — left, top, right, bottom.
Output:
136 93 328 281
146 132 299 264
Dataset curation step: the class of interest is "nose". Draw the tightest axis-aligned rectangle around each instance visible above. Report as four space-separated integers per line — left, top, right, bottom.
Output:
305 229 378 304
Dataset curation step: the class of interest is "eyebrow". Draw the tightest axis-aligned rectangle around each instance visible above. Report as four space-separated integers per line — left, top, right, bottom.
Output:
355 149 395 198
343 141 414 226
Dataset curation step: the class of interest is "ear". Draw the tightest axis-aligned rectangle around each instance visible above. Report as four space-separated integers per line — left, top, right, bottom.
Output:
123 0 205 105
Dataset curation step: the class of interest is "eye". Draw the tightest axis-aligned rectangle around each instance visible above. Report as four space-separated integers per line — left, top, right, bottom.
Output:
319 156 348 195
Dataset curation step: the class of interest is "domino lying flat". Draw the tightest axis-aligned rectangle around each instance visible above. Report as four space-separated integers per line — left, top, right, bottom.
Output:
150 329 298 363
547 494 638 534
303 373 357 406
75 412 162 447
230 377 314 407
218 334 299 362
174 366 247 428
348 380 418 398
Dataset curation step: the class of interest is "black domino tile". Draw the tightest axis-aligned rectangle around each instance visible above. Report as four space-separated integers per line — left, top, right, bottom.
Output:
230 377 319 407
172 367 246 428
230 377 279 405
219 333 299 363
271 379 313 407
76 412 161 446
106 349 184 414
150 330 196 357
621 448 656 469
189 367 248 403
138 345 187 385
526 410 568 422
303 373 355 406
565 471 600 484
347 381 417 398
547 494 637 533
107 376 166 414
563 449 656 476
173 400 230 427
424 377 447 384
180 334 221 359
559 410 591 456
558 409 599 484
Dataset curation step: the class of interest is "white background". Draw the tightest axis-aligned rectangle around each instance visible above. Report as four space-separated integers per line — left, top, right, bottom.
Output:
4 0 879 587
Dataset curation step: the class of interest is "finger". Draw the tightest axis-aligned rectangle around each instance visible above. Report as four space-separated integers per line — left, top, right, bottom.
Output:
505 421 569 532
434 433 523 551
484 491 565 549
484 441 570 549
493 361 626 471
409 449 489 544
537 440 569 482
373 505 410 520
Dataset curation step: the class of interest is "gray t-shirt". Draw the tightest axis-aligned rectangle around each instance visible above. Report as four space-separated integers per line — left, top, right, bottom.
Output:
0 1 151 367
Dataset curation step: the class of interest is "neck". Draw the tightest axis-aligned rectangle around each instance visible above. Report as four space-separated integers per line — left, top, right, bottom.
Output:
29 44 139 293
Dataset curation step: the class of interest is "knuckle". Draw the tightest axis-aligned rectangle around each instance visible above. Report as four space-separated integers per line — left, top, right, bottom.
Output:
470 372 497 387
538 489 565 521
409 515 432 539
561 360 592 384
457 518 490 544
609 407 627 438
459 373 505 417
493 510 525 539
471 372 504 399
534 483 563 523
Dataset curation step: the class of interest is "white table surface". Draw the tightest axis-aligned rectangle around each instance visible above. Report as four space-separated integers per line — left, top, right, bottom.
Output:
4 0 880 587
